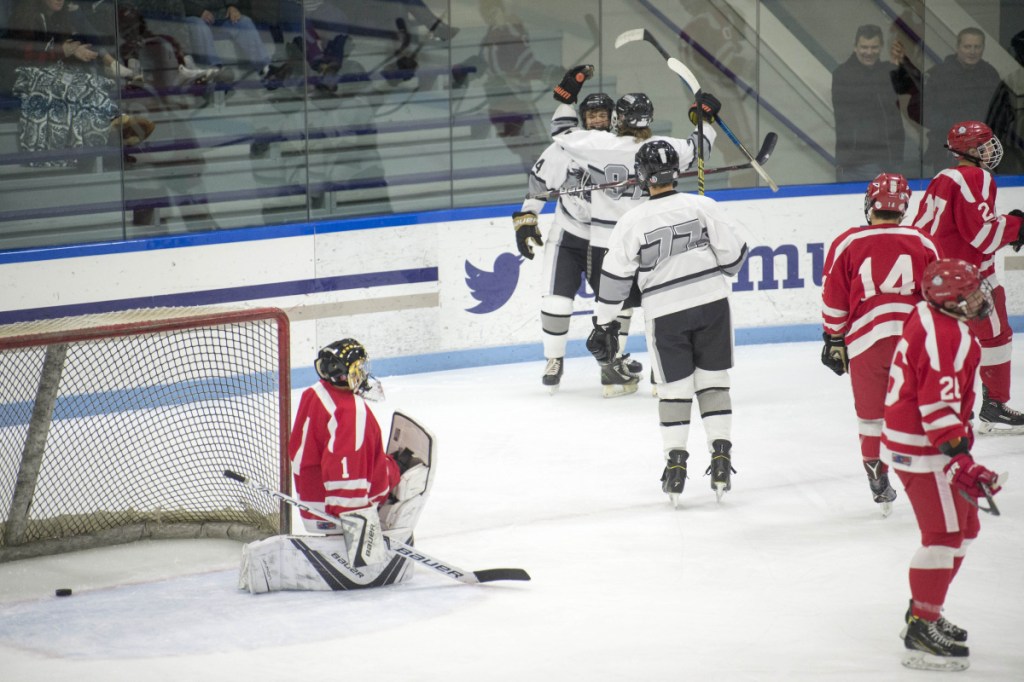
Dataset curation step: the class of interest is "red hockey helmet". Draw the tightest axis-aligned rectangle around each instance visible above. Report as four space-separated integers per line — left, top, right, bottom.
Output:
921 258 992 319
946 121 1004 170
864 172 911 222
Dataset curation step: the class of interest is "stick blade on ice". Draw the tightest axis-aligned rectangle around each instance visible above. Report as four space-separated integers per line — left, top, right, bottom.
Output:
473 568 531 583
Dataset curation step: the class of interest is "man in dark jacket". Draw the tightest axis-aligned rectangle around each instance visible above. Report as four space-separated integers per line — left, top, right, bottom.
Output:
892 27 1001 175
831 24 905 182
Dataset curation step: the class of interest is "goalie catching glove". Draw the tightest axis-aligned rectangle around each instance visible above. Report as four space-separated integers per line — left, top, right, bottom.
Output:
553 64 594 104
513 211 543 259
586 318 621 364
688 92 722 125
820 332 849 376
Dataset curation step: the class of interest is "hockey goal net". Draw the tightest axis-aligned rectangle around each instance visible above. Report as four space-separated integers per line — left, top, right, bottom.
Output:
0 306 291 562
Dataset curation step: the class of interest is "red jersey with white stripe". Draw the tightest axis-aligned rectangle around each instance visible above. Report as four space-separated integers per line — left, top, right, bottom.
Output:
881 302 980 473
821 224 939 358
911 165 1023 279
289 380 399 530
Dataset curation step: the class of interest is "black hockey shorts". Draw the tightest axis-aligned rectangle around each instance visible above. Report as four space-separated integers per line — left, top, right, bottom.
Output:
547 229 590 298
588 245 641 308
650 298 733 383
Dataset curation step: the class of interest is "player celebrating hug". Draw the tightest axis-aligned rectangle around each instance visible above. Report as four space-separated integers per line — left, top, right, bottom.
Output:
821 173 939 515
514 88 615 392
881 259 1004 671
551 65 722 396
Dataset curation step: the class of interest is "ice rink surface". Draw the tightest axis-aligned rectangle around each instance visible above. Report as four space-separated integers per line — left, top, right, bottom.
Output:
1 341 1022 681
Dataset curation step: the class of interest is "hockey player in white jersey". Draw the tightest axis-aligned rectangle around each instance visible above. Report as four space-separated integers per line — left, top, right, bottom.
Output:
587 140 748 506
514 87 614 392
558 86 722 396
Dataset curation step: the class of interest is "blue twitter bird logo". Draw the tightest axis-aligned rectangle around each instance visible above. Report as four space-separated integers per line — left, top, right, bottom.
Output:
465 252 523 314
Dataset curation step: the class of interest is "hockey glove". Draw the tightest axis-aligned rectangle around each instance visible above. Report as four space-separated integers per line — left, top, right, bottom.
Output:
513 211 543 259
943 453 1001 498
586 318 621 365
688 92 722 125
820 333 849 376
553 64 594 105
1008 209 1024 252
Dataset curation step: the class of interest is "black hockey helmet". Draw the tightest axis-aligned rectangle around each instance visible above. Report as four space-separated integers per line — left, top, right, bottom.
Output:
615 93 654 129
579 92 614 130
316 338 370 391
635 139 679 187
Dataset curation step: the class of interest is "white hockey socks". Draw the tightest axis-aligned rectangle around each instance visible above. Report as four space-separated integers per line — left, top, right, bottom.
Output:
541 295 573 359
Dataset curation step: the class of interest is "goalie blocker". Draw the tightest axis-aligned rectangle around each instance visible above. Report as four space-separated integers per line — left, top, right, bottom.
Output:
238 412 435 593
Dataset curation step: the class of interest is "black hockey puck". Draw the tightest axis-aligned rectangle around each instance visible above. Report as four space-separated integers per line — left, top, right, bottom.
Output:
55 588 72 597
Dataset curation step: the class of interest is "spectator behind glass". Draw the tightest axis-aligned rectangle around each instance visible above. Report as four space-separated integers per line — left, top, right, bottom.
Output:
7 0 153 167
831 24 906 182
181 0 281 85
986 29 1024 175
892 27 1001 175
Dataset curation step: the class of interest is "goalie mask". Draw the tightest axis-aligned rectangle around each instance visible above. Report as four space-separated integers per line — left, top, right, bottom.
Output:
864 172 911 222
579 92 614 131
615 93 654 130
635 140 679 188
315 339 384 399
921 258 992 320
946 121 1003 170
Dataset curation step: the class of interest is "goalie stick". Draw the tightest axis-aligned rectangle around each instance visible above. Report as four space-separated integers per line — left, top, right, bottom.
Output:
529 131 777 201
615 28 780 192
223 469 531 584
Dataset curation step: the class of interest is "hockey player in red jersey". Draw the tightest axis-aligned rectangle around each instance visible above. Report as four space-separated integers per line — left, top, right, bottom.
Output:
821 173 939 515
911 121 1024 433
238 339 432 593
882 259 1005 671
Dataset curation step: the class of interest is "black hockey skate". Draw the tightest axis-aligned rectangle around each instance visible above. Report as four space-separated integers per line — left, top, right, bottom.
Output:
864 460 897 518
902 615 970 672
902 600 967 643
661 449 688 508
542 357 563 393
977 386 1024 434
705 439 735 502
620 353 642 376
601 358 639 398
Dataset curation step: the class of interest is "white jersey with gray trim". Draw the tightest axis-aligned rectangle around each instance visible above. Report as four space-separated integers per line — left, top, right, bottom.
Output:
520 141 591 241
594 190 747 323
554 127 716 248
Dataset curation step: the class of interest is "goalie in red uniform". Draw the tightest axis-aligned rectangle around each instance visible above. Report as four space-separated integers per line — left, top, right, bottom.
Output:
238 338 432 594
881 259 1005 671
821 173 939 516
910 121 1024 433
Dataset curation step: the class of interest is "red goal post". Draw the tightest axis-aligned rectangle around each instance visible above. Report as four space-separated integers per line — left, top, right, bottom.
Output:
0 306 291 562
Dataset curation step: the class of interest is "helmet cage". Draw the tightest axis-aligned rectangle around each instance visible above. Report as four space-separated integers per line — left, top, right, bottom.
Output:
946 121 1004 170
316 339 375 394
921 259 993 320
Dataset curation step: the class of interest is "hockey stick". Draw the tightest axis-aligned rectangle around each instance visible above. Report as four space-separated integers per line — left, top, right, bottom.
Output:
223 470 531 584
615 28 780 192
529 131 777 201
957 472 1008 516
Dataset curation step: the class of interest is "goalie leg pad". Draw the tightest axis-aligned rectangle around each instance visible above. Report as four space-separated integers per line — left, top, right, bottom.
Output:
240 534 414 593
